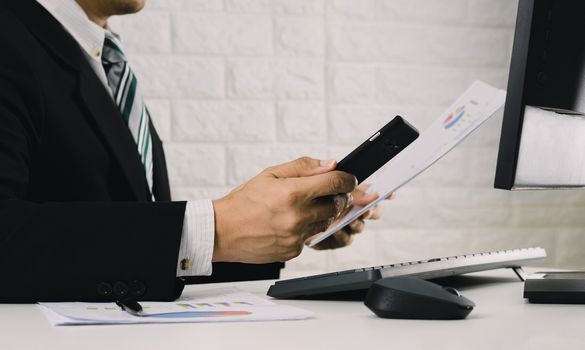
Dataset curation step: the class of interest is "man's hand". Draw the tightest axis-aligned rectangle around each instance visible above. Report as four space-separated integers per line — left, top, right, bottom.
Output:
212 157 357 264
306 184 394 250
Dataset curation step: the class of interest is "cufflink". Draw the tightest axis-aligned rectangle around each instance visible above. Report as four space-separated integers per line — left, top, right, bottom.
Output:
180 258 192 270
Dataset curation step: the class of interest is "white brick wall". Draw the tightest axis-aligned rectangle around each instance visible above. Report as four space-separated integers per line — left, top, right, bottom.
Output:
110 0 585 277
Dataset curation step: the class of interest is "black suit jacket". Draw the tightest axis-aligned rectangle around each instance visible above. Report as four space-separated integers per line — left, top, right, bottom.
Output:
0 0 280 303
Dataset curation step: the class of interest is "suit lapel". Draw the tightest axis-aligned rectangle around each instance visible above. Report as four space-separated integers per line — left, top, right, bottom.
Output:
9 0 150 201
78 64 149 202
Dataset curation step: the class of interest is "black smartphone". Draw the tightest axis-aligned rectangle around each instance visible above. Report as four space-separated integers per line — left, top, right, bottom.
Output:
336 116 419 184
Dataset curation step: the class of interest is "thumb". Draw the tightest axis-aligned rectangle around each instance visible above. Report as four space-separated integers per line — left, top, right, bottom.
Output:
265 157 336 178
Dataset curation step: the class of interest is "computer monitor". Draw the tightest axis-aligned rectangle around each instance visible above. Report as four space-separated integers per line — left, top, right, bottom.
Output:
495 0 585 190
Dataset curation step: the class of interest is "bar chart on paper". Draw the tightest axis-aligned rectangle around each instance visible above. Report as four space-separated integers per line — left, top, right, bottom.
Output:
39 287 312 325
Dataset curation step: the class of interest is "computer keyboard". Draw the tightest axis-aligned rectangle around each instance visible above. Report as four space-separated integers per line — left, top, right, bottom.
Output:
267 247 547 299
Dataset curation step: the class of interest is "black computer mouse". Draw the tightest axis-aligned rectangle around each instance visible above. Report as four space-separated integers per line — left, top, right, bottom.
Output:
364 276 475 320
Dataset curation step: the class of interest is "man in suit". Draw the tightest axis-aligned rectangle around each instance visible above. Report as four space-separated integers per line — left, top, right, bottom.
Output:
0 0 384 302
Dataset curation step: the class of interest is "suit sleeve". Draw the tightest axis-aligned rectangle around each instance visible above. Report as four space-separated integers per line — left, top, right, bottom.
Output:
0 21 186 303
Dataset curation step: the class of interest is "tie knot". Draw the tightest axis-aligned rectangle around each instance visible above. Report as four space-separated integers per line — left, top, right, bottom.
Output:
102 32 126 65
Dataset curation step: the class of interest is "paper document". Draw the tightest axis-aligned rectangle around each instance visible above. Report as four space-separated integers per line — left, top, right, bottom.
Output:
309 81 506 247
39 287 312 326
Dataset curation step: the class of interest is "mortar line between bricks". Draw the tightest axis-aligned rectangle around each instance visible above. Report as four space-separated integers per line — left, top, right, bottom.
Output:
325 17 516 30
130 54 510 72
328 61 510 70
129 53 509 69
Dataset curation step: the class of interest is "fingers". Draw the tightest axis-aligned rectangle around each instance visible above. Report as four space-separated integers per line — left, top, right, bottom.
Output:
306 202 380 249
353 191 379 206
302 219 333 241
305 215 367 250
351 183 380 206
305 191 383 250
332 231 353 248
292 171 357 200
347 218 366 233
305 194 349 222
265 157 336 179
309 231 354 250
299 194 350 240
361 206 382 220
357 183 372 192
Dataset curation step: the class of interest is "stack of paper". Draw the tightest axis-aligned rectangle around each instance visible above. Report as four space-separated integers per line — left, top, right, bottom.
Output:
39 287 312 326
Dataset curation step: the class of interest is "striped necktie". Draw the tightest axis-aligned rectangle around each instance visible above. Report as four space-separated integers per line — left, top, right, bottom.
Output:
101 32 154 200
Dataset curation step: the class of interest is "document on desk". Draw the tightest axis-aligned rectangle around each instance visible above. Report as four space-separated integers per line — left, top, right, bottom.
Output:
309 80 506 247
39 287 312 326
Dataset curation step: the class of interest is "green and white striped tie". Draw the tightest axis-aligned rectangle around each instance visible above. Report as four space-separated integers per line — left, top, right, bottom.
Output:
102 32 154 200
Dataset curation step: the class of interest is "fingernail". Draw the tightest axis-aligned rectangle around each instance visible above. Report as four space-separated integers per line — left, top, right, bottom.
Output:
333 194 345 214
346 193 353 208
319 159 336 168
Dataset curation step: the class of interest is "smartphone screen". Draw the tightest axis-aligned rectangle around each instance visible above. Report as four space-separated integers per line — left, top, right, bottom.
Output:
336 116 419 184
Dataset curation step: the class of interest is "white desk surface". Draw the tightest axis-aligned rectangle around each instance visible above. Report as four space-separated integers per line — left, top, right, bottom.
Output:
1 269 584 350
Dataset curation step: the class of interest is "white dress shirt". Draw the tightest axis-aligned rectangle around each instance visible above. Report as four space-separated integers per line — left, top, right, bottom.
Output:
35 0 214 277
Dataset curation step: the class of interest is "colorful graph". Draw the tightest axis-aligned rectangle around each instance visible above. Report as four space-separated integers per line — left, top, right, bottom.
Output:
176 301 253 309
146 311 252 319
443 106 465 129
84 299 256 318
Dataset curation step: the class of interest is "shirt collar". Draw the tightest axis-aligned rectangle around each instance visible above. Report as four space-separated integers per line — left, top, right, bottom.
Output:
35 0 107 61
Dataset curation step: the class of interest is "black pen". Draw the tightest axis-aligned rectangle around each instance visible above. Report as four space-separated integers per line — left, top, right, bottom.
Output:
116 299 144 317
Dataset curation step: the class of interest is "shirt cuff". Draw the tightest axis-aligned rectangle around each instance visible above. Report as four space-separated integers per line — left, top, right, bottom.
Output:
176 200 215 277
